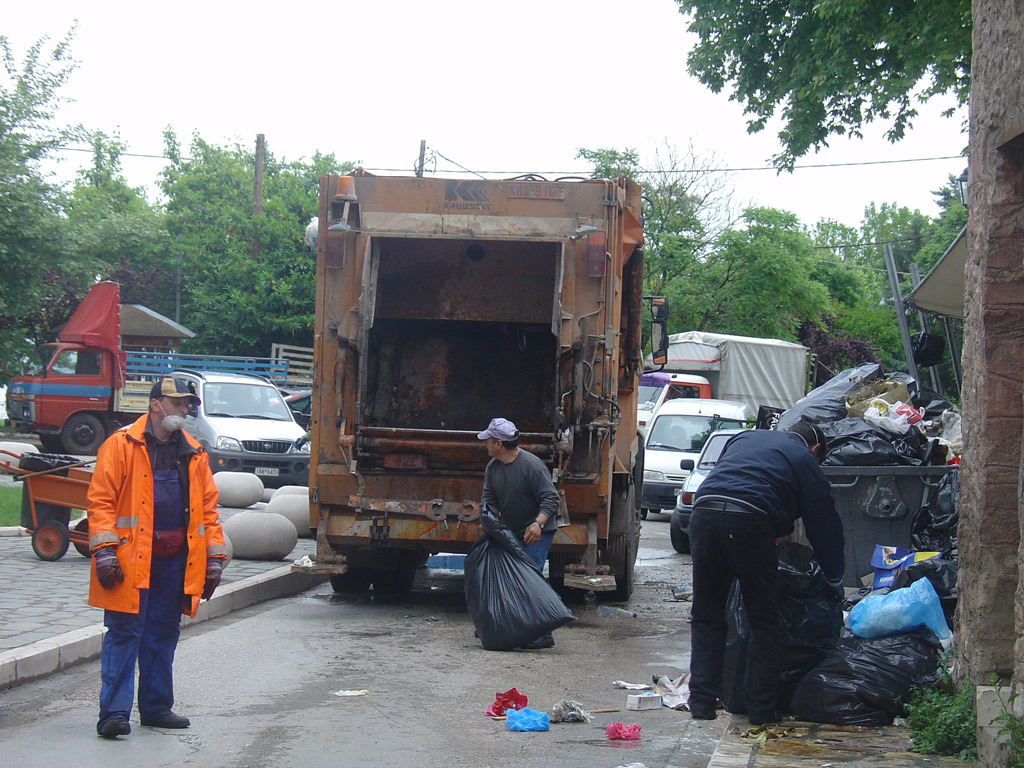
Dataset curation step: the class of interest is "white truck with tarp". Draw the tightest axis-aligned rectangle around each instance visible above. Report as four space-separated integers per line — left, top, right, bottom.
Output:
660 331 810 415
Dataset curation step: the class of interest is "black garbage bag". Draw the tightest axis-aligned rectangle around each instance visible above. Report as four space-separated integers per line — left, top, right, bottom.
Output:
912 468 960 554
777 363 884 432
789 629 943 726
891 558 958 628
912 332 945 368
889 428 931 467
17 453 81 529
821 418 902 466
720 546 843 714
464 508 575 651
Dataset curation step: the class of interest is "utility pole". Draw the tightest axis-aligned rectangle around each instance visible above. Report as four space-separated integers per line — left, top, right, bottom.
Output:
909 262 943 393
251 133 265 263
883 243 919 381
415 140 426 177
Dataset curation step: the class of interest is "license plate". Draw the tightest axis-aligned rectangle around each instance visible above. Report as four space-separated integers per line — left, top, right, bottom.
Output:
254 467 280 477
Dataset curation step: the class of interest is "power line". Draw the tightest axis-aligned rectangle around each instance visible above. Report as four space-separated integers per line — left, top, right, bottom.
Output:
54 144 963 177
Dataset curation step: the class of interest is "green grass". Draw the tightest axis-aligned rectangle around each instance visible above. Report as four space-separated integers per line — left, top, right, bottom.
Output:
0 484 22 526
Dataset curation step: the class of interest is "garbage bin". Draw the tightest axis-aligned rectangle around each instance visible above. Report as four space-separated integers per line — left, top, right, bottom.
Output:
794 465 956 587
17 453 79 529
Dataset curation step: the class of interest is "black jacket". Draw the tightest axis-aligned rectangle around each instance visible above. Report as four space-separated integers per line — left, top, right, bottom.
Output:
694 429 845 584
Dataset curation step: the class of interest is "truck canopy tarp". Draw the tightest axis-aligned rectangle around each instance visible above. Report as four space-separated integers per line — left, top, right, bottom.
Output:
58 282 127 387
663 331 808 412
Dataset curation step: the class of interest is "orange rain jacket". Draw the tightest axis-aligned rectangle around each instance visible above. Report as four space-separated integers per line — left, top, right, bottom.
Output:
87 414 227 618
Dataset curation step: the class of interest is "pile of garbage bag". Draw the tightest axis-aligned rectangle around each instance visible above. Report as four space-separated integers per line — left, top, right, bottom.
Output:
777 362 961 467
755 365 964 724
721 544 843 715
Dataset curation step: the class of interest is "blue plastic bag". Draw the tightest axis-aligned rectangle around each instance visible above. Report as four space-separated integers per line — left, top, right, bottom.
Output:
505 706 550 732
849 577 951 645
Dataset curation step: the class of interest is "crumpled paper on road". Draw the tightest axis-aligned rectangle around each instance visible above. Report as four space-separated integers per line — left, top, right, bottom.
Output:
652 672 691 710
548 698 593 723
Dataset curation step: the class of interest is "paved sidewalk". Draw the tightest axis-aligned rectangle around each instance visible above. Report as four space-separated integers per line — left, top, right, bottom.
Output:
0 492 323 690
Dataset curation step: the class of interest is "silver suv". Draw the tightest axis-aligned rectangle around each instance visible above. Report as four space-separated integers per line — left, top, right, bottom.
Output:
173 371 309 488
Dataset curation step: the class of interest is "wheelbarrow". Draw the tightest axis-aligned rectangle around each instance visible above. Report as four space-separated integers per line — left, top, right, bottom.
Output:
0 449 95 561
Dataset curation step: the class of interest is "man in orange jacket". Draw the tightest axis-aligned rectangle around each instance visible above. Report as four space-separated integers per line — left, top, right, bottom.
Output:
88 377 227 738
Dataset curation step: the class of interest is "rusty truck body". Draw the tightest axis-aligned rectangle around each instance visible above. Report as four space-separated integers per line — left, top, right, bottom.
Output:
305 171 666 599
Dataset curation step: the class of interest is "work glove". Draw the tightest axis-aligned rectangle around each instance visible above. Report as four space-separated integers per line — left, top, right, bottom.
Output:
202 559 224 600
94 547 124 590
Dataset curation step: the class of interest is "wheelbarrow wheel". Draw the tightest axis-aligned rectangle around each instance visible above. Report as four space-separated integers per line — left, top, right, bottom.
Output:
73 518 91 557
32 521 70 561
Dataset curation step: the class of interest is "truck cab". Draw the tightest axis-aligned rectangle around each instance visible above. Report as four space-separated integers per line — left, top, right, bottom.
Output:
6 342 119 453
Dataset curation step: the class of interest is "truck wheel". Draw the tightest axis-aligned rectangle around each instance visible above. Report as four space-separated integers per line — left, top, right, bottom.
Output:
605 485 640 602
61 413 106 454
329 569 373 593
39 434 64 453
371 565 418 596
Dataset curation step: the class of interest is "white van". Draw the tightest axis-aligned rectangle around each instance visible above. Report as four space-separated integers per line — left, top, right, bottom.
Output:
172 371 310 488
641 398 754 515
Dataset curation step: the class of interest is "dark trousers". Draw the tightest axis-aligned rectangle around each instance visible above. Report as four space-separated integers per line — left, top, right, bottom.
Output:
98 551 186 726
688 509 781 719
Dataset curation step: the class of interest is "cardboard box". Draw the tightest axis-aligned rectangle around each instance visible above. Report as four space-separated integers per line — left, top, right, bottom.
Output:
626 693 663 711
870 545 940 589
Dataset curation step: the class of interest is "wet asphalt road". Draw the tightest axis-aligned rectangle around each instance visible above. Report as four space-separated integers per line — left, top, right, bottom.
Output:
0 511 727 768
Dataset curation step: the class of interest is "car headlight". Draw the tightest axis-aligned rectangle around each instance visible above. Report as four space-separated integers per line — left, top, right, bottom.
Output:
216 436 242 451
292 439 310 454
644 469 665 482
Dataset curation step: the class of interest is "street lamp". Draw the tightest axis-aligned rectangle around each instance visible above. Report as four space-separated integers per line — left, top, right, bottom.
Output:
957 168 969 207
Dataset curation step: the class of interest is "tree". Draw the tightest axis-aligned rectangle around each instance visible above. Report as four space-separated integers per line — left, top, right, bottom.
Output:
0 31 83 380
670 207 830 339
160 131 353 356
577 142 738 295
677 0 971 168
66 132 175 317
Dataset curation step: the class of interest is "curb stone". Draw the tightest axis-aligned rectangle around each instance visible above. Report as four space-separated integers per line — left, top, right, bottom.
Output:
0 564 327 691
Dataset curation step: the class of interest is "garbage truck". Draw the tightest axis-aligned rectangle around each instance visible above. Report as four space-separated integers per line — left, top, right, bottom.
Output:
301 171 667 598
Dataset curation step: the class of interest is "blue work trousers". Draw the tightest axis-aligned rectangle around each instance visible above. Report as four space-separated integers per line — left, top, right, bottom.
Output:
522 529 556 643
98 551 186 726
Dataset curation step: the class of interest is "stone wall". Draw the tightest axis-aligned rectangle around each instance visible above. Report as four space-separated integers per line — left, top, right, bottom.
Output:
959 0 1024 692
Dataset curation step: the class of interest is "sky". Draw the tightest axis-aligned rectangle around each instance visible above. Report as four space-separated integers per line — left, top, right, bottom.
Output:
5 0 968 229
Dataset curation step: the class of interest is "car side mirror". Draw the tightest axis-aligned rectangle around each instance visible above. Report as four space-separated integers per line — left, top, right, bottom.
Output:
680 459 695 471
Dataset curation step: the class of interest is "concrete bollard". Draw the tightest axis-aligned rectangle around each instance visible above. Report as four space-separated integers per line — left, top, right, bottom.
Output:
222 530 234 567
265 493 314 538
272 485 308 498
213 472 264 509
221 511 297 560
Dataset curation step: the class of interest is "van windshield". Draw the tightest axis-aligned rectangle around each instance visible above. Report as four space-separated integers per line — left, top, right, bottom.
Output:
638 384 664 409
648 415 747 453
201 382 293 421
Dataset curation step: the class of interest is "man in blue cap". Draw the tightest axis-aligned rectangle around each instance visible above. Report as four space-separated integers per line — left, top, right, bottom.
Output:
88 376 227 738
477 417 560 649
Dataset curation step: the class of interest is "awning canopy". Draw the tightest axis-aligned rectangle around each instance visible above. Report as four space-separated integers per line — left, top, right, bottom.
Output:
906 227 966 318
